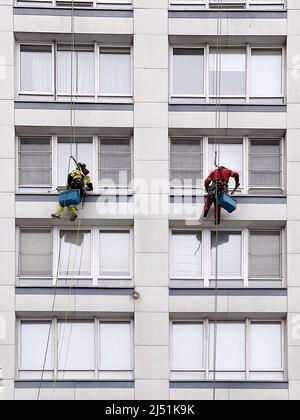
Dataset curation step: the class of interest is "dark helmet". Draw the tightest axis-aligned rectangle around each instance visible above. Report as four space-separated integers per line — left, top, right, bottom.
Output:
77 162 89 175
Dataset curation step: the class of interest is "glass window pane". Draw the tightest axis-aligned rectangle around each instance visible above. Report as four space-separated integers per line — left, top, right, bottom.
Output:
208 141 243 188
20 45 53 93
99 322 131 370
20 321 53 369
209 322 245 371
58 322 94 371
172 323 204 370
251 49 282 96
249 140 281 188
59 230 91 277
251 322 282 370
57 47 94 95
211 231 242 277
171 232 202 278
99 139 132 186
19 138 52 186
99 231 131 277
57 138 93 186
249 231 281 278
170 138 203 186
20 230 52 276
173 48 204 95
210 48 246 96
99 48 131 95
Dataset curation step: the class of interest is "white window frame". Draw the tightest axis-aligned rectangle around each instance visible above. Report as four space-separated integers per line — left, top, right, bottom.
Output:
170 319 286 381
249 46 286 101
17 318 134 381
98 228 134 281
17 227 54 283
169 0 285 10
169 227 285 288
169 136 285 196
15 0 133 8
170 44 285 103
17 42 133 101
17 42 55 98
98 45 133 99
98 136 133 192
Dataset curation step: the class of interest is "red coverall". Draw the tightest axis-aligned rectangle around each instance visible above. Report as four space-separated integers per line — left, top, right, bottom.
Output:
204 167 240 224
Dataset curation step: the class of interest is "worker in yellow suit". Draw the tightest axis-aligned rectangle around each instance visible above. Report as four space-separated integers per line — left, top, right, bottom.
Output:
51 163 93 222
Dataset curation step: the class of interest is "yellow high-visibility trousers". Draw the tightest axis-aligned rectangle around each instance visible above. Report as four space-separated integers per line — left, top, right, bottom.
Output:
54 205 78 218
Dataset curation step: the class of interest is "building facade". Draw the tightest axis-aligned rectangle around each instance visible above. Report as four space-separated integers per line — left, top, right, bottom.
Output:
0 0 300 400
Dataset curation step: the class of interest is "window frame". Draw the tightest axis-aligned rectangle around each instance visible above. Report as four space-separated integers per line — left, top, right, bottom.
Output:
170 319 286 382
170 44 285 103
169 227 285 288
168 136 285 196
17 318 134 381
169 0 286 10
98 136 133 191
17 42 133 101
18 42 55 98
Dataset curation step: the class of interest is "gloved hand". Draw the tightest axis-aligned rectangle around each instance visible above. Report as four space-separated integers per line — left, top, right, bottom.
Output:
231 182 240 195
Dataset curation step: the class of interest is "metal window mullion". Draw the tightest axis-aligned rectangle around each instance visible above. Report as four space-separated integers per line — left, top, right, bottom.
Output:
204 318 209 379
246 44 250 103
245 318 250 380
53 227 59 286
53 318 58 378
205 44 209 103
203 229 210 287
243 228 248 287
94 318 98 379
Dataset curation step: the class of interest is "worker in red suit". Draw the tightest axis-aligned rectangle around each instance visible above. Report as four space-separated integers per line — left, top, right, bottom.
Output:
204 166 240 225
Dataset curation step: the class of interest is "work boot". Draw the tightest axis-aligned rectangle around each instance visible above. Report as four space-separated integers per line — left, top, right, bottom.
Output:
51 214 60 219
70 214 78 222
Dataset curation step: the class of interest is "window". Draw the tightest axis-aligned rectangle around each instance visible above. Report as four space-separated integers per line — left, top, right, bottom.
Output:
169 0 285 10
18 319 133 380
171 45 284 102
58 321 95 379
170 138 203 187
209 48 246 97
18 43 132 100
251 49 283 98
208 140 243 189
99 231 131 278
19 229 52 278
170 228 283 288
172 323 204 375
99 47 132 96
172 48 205 96
249 139 282 193
20 45 53 94
250 322 284 380
249 231 282 286
18 137 52 188
171 232 202 278
57 137 93 187
57 45 95 97
171 320 285 381
211 231 242 278
19 321 53 380
98 138 132 187
59 230 91 278
99 322 132 374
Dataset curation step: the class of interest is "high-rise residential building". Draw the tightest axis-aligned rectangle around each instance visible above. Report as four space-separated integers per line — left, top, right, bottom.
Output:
0 0 299 401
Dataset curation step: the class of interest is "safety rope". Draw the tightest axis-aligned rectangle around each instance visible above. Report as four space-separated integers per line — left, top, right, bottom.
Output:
37 0 83 399
212 0 223 401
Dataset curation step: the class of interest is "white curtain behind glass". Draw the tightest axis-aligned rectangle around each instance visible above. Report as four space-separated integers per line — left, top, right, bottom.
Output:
250 323 282 370
20 230 52 276
172 323 204 370
208 142 243 188
59 230 91 277
211 231 242 277
99 323 131 370
209 323 246 372
99 231 130 277
20 49 52 93
58 322 95 371
57 140 93 186
171 233 202 278
209 49 246 96
100 51 131 95
251 49 282 96
20 322 53 369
